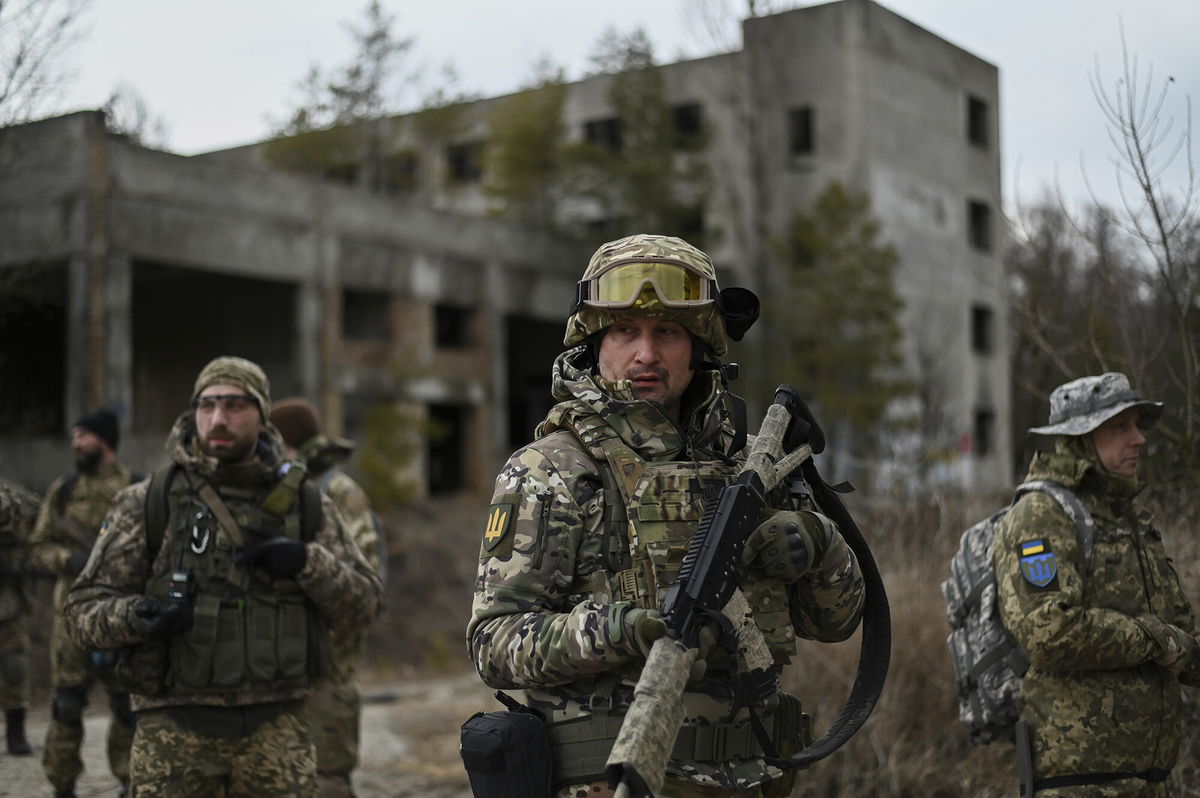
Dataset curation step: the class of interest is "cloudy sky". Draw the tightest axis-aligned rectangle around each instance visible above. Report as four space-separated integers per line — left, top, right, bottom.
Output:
55 0 1200 210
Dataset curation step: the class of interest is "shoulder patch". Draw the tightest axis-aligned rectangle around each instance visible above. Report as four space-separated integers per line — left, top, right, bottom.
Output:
482 496 518 557
1018 538 1058 588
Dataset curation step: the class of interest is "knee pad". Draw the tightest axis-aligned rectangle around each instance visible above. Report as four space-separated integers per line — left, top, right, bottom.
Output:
110 692 136 729
52 685 88 725
0 650 26 688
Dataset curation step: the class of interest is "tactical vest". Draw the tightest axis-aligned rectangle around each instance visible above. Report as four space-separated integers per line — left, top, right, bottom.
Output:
558 411 798 660
134 465 329 696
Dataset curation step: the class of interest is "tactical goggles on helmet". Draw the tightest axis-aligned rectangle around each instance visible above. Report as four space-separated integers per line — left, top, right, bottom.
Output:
570 259 716 313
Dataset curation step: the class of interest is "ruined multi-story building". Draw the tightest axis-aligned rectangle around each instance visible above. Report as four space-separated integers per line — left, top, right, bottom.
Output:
0 0 1008 494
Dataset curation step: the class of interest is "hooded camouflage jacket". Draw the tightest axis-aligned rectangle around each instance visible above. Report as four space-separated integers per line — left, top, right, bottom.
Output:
64 412 383 711
994 443 1199 782
468 347 864 789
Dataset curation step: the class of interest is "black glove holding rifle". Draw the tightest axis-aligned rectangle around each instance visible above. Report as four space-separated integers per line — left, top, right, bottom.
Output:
604 385 891 798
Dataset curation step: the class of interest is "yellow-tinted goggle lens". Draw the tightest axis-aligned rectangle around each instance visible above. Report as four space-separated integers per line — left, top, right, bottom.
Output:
591 262 710 307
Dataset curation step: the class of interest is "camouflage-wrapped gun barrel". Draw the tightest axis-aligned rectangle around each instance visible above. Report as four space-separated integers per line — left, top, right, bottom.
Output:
605 386 815 798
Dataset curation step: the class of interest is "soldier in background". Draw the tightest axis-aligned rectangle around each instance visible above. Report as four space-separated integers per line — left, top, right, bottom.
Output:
65 356 382 798
270 397 384 798
1 475 41 757
995 372 1199 796
467 234 866 797
28 409 138 798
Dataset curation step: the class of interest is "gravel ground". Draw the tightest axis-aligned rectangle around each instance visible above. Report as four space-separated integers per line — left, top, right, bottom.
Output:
0 671 496 798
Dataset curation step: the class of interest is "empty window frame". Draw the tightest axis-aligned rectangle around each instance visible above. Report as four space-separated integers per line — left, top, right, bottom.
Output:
971 303 994 355
343 289 391 341
583 117 623 152
967 95 989 149
967 199 992 252
973 408 995 457
446 142 483 183
435 304 472 348
672 103 704 150
787 106 815 156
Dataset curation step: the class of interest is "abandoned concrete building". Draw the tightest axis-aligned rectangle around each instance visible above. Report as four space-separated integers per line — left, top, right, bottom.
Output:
0 0 1009 495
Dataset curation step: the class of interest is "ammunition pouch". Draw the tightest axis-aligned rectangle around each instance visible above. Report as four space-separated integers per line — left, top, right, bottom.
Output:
544 692 811 788
460 693 553 798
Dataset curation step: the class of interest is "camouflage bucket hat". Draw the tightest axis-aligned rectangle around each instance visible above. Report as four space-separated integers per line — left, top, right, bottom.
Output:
192 356 271 418
565 233 731 355
1028 372 1163 436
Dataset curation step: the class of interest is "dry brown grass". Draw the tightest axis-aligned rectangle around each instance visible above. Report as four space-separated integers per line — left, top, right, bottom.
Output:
356 490 1200 795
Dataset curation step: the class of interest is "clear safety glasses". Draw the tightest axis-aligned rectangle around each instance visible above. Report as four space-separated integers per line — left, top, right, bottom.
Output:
575 260 716 310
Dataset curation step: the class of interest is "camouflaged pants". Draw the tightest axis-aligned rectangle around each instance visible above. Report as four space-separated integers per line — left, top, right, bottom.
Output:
557 779 766 797
129 705 318 798
1034 780 1170 797
304 678 361 777
44 613 133 790
0 615 29 709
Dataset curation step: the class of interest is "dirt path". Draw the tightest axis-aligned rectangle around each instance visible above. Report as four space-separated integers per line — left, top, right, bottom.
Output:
0 672 496 798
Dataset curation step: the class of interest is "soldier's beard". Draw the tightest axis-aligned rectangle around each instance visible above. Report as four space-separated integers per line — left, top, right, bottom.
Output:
201 429 257 464
74 449 103 475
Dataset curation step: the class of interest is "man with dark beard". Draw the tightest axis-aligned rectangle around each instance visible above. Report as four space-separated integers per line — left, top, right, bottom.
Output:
28 408 138 798
64 356 383 798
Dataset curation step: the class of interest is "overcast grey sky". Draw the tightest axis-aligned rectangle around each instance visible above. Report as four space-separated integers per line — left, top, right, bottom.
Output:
59 0 1200 211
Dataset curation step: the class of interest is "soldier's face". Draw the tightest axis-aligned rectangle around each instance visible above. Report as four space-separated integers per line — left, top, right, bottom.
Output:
598 317 694 418
1092 407 1146 478
71 428 107 473
194 383 263 464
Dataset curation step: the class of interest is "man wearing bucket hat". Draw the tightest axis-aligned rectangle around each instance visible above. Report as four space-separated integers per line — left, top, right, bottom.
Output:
995 372 1199 796
466 234 866 796
64 356 383 798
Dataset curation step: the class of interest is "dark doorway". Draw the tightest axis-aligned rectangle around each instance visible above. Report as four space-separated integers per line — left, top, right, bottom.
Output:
132 263 298 433
0 263 66 434
505 317 565 450
427 403 465 494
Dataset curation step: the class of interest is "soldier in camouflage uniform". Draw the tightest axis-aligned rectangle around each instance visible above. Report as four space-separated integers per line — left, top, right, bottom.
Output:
28 409 138 797
271 397 384 798
1 475 41 757
995 372 1199 797
64 357 383 798
467 234 866 797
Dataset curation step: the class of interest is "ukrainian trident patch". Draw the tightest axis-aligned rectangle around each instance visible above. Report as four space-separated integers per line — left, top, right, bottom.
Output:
481 497 518 558
1018 539 1058 588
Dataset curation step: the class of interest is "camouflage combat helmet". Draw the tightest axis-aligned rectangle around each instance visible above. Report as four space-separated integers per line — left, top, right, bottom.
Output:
1028 372 1163 436
565 234 758 357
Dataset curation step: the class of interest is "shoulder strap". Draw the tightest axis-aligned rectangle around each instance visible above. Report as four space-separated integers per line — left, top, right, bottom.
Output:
55 473 79 516
143 464 180 558
1015 480 1096 564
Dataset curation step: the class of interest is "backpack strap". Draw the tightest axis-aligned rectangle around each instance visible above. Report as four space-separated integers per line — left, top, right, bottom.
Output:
143 464 180 559
55 473 79 517
299 478 323 543
1014 480 1096 565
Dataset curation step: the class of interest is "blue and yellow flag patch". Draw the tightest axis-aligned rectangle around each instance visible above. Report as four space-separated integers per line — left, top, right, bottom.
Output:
1018 538 1058 588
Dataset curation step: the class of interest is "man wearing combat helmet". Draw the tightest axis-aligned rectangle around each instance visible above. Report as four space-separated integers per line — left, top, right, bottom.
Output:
995 372 1199 796
467 234 866 797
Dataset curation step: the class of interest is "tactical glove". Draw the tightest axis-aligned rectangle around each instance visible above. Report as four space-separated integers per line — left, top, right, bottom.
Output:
238 536 308 578
741 510 834 583
66 551 90 577
129 598 194 639
1139 616 1197 678
609 602 666 657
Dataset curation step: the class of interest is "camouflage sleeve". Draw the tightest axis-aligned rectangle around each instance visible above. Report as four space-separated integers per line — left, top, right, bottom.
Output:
788 515 865 642
994 493 1158 670
466 444 644 689
326 472 381 577
28 478 75 575
295 493 383 636
63 482 155 650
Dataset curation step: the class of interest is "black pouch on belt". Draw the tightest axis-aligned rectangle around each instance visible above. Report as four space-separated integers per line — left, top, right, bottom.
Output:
460 691 553 798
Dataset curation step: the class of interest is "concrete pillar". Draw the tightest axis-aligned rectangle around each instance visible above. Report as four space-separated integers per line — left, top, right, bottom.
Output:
485 259 508 471
64 255 89 427
296 278 321 400
104 253 133 418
